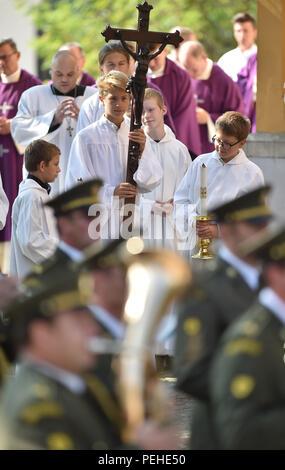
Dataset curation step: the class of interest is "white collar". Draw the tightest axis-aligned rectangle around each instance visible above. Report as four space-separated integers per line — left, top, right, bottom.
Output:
241 44 257 58
58 240 84 262
1 67 21 83
148 63 165 78
88 305 125 339
212 148 248 165
101 114 129 133
23 355 86 394
259 287 285 325
219 244 260 290
197 58 213 80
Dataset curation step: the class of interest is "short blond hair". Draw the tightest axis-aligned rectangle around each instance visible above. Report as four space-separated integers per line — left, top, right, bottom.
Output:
216 111 251 141
144 88 165 108
97 70 129 98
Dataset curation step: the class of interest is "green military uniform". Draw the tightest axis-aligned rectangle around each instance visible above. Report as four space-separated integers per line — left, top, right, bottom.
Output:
0 359 124 450
173 185 272 449
210 301 285 449
174 257 257 449
210 223 285 449
0 268 130 450
24 247 74 293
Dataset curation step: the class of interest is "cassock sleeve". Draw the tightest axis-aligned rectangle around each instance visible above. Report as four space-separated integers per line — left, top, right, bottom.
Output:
65 132 105 188
66 132 118 209
0 174 9 231
244 163 264 190
11 89 57 147
133 138 162 193
76 92 102 133
16 192 58 264
77 97 93 133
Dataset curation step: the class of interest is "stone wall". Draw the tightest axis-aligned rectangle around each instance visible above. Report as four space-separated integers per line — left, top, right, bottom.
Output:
245 133 285 221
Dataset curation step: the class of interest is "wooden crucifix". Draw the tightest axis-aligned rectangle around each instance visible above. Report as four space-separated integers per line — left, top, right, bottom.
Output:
102 1 182 232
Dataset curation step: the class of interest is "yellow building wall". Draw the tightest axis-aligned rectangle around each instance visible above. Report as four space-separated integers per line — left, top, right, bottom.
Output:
257 0 285 132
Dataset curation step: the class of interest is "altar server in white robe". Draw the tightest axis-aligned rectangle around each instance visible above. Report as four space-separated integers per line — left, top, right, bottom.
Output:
10 140 59 279
66 71 162 239
0 173 8 232
77 41 131 132
174 111 264 253
11 51 96 196
140 88 191 250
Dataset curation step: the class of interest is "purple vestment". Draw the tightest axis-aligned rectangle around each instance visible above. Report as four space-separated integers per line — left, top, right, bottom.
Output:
77 71 96 87
148 58 201 157
237 53 257 133
0 69 41 241
191 63 246 154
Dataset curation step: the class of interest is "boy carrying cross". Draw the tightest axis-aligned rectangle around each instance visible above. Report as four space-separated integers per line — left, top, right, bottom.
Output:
66 70 162 239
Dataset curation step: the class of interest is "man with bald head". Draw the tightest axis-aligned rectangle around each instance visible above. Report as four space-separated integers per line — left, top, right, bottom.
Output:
179 41 245 154
59 42 96 86
11 51 96 196
168 26 197 64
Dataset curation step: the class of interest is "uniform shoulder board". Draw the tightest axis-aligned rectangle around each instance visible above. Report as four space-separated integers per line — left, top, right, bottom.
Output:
20 400 64 424
233 304 270 338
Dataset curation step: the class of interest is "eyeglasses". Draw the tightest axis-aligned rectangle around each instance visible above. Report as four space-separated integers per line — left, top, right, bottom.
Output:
212 135 243 151
0 52 17 62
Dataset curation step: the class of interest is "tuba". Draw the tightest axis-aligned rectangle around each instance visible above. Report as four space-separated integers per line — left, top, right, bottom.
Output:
86 237 192 444
118 243 192 442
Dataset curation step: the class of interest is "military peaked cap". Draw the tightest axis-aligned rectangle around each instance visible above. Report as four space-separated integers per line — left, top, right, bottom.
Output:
210 185 272 224
240 224 285 264
45 179 102 216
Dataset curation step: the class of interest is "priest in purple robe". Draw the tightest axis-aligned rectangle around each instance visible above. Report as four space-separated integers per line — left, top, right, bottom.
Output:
148 44 201 159
237 52 257 133
0 38 41 269
179 41 245 154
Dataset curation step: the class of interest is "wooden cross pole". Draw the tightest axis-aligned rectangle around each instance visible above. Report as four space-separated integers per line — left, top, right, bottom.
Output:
102 1 182 234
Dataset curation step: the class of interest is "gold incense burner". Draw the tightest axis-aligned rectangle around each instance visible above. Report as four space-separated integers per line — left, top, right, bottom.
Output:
192 215 214 260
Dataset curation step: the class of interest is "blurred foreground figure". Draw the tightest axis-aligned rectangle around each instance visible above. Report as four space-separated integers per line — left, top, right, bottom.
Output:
173 186 272 449
0 276 20 385
0 274 125 450
0 241 180 449
211 224 285 449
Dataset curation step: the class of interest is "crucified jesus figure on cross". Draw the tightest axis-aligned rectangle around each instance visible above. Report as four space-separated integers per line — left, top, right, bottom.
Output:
122 40 170 127
102 1 182 231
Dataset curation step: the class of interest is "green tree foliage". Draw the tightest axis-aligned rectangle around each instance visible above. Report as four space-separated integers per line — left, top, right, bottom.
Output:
15 0 257 79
